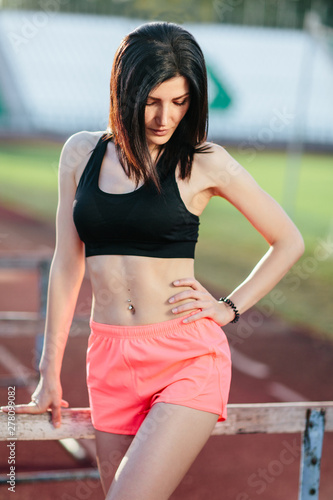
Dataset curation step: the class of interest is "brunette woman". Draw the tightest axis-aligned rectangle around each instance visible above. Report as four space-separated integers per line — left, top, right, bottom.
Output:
2 22 304 500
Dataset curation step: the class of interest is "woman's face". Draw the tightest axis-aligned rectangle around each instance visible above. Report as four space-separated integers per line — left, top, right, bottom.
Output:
145 75 190 152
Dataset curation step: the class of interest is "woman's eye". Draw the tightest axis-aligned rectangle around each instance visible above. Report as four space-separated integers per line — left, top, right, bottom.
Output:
146 99 189 107
174 100 188 106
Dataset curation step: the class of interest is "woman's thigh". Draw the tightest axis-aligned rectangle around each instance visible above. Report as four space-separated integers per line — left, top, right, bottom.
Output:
105 402 219 500
95 429 135 495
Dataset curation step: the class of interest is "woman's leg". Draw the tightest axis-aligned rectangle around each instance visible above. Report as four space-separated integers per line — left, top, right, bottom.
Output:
106 402 219 500
95 430 135 495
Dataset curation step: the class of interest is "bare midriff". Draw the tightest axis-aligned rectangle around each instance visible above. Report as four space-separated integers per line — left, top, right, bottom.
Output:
87 254 197 326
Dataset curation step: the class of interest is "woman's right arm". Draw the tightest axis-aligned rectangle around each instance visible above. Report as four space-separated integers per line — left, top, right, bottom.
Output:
1 132 89 427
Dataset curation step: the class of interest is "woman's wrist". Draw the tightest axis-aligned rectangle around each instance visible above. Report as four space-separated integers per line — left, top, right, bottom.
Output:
218 297 240 323
39 358 61 379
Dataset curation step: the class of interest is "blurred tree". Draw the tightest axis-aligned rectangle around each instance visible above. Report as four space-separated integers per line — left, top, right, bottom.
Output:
1 0 332 29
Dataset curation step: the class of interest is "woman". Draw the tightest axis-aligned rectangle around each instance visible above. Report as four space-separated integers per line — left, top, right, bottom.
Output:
2 22 304 499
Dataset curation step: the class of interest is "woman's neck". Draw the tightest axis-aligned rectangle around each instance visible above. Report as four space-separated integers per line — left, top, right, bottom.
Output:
149 145 163 166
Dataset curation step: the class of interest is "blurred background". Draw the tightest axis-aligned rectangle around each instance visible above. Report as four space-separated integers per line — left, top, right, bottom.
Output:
0 1 332 499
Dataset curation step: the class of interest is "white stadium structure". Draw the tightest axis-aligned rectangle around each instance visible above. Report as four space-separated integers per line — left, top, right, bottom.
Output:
0 9 332 148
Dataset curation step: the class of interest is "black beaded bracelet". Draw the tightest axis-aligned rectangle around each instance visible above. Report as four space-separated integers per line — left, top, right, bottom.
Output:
218 297 240 324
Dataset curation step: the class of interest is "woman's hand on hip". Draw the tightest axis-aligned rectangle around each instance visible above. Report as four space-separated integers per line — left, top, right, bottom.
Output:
168 277 235 326
0 374 69 428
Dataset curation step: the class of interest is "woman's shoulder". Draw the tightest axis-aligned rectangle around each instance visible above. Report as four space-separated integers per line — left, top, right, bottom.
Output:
62 130 105 155
194 141 233 173
59 130 106 178
197 140 229 157
192 141 245 196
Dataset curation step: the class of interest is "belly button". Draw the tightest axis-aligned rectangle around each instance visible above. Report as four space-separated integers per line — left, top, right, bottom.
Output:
127 298 136 314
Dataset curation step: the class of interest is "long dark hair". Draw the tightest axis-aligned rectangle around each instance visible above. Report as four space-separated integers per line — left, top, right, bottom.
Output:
107 21 211 191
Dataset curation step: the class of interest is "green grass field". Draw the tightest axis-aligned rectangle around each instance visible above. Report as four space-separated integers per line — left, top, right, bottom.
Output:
0 141 332 338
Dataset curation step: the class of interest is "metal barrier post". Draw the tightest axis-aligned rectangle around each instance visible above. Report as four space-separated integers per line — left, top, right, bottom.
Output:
34 259 51 370
298 409 325 500
38 259 50 318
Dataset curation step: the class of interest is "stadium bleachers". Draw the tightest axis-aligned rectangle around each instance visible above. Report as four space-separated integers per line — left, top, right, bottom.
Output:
0 9 332 146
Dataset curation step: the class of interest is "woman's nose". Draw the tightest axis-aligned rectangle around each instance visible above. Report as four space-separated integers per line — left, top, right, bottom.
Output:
155 105 169 127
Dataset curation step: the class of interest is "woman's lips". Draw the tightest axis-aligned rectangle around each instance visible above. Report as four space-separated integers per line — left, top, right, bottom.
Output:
149 129 170 136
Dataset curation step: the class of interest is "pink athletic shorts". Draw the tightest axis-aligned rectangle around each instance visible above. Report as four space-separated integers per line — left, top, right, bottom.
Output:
86 313 232 435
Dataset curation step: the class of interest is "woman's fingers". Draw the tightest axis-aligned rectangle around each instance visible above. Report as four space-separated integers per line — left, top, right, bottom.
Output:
182 309 207 323
1 401 48 413
169 278 228 324
0 378 69 429
1 399 69 428
172 277 204 290
169 278 207 303
169 289 202 304
51 400 70 428
168 279 211 312
171 300 206 314
169 278 233 326
50 403 62 428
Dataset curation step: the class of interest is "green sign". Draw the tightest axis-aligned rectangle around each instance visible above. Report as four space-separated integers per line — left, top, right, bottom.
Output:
206 63 232 110
0 90 6 117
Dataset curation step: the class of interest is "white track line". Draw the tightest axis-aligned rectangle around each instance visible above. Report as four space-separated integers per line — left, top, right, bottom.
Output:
230 347 271 379
268 381 309 402
0 345 36 386
230 347 309 402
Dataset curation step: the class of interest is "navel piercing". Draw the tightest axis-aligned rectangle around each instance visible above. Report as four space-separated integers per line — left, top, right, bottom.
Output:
127 290 135 314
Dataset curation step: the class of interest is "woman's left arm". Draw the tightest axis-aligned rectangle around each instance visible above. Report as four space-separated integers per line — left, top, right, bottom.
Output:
212 145 305 316
170 145 305 325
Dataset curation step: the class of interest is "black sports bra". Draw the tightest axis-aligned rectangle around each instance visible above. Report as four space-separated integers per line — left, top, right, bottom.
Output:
73 134 200 259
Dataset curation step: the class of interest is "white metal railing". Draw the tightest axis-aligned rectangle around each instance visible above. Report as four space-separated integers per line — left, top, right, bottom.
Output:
0 402 332 499
0 402 332 440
